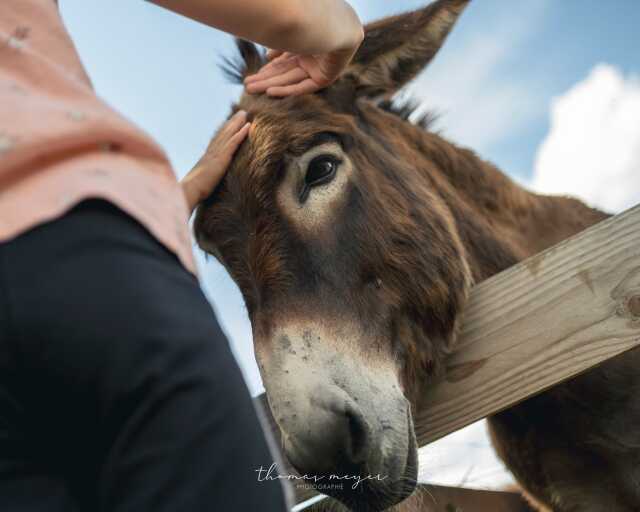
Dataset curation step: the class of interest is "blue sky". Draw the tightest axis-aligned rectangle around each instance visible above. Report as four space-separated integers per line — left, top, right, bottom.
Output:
59 0 640 181
59 0 640 492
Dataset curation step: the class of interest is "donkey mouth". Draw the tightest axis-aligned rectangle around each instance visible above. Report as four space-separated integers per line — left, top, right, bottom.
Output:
327 408 419 512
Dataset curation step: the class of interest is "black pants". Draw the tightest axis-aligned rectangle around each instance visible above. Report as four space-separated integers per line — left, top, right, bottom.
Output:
0 200 288 511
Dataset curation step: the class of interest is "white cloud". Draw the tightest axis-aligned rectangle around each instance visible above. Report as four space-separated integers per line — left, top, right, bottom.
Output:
531 64 640 213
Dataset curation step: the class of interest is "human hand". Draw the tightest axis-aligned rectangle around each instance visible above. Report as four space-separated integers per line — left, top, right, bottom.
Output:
243 31 363 97
181 110 250 214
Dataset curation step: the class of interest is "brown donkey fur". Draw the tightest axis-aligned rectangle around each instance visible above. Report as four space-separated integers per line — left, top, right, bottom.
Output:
194 1 640 510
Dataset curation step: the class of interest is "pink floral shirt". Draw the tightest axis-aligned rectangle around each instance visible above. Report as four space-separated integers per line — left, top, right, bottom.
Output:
0 0 196 274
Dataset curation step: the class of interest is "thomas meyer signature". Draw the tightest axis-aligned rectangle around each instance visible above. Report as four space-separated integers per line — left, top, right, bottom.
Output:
255 463 389 490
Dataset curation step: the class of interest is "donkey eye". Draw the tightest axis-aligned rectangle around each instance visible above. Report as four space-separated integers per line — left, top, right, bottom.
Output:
305 155 339 187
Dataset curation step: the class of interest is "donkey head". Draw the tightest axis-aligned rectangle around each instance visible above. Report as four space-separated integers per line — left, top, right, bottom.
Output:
195 1 471 509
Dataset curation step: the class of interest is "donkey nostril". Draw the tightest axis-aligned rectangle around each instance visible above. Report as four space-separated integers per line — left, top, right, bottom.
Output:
346 407 370 463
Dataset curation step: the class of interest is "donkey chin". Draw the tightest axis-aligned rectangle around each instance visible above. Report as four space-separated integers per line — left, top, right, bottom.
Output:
256 321 419 511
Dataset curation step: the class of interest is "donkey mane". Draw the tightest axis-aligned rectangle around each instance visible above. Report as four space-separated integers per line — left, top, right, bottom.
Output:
378 99 439 132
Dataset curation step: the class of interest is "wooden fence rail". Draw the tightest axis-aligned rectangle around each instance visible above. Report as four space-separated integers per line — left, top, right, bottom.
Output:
254 203 640 508
300 484 531 512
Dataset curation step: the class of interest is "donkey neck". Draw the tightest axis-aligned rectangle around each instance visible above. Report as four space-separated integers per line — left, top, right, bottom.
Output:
408 129 609 283
362 105 609 282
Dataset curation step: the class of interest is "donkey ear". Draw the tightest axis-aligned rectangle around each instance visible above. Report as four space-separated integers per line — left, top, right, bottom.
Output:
220 39 266 84
343 0 470 97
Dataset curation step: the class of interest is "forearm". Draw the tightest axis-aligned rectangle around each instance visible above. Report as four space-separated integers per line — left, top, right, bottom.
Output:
150 0 362 55
277 0 363 54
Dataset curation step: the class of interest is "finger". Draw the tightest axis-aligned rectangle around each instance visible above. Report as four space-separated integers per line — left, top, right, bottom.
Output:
297 55 334 87
258 54 296 75
246 67 308 94
245 55 297 84
228 122 251 150
202 122 250 181
266 49 284 61
220 110 248 137
267 78 321 97
215 122 250 168
267 51 292 64
245 58 297 86
207 111 246 153
247 66 308 93
247 53 295 79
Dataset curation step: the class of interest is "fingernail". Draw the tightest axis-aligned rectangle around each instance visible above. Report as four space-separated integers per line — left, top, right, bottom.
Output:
236 110 247 118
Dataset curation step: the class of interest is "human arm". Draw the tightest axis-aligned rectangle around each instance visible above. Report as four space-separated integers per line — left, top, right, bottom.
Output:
150 0 363 96
149 0 363 57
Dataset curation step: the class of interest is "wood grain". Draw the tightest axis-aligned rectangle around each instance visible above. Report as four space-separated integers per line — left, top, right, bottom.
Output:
302 485 531 512
414 203 640 443
254 204 640 508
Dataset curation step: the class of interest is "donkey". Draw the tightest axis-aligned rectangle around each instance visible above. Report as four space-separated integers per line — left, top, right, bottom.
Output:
194 0 640 510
